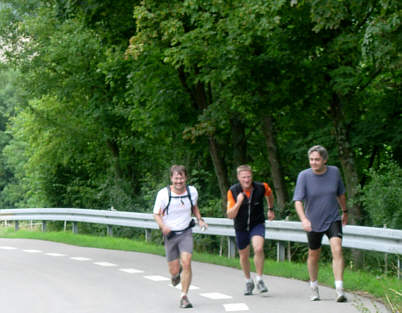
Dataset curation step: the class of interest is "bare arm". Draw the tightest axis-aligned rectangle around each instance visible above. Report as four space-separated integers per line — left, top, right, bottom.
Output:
192 204 208 229
337 194 348 225
294 200 312 232
153 213 170 235
266 193 275 221
227 192 245 219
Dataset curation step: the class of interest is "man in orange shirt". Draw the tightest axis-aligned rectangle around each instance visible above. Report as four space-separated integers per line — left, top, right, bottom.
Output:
227 165 275 295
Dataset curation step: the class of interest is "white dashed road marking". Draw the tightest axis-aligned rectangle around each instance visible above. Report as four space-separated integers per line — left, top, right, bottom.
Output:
119 268 144 274
70 257 91 261
45 253 66 257
94 261 117 267
144 275 170 282
23 249 42 253
200 292 232 300
0 246 17 250
223 303 249 311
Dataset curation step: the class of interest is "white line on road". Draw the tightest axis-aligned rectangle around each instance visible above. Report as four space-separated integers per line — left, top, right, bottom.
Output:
144 275 170 282
0 246 17 250
70 257 91 261
200 292 232 300
94 261 117 267
45 253 66 257
223 303 249 311
119 268 144 274
23 249 42 253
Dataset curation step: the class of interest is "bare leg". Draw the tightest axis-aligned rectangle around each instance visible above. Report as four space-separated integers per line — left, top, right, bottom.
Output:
252 236 265 276
329 237 344 281
180 252 192 295
238 246 251 279
307 248 321 282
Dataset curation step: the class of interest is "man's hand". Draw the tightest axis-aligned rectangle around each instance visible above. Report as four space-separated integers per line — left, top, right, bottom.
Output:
342 212 348 226
236 192 246 204
161 224 171 236
301 218 312 232
267 209 275 221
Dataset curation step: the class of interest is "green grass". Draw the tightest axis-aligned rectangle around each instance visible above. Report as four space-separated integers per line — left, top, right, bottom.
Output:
1 227 400 311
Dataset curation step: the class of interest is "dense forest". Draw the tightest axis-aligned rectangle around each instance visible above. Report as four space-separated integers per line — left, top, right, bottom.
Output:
0 0 400 237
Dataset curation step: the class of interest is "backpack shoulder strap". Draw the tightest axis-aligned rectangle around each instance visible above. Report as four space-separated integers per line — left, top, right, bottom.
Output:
162 186 171 215
186 185 194 213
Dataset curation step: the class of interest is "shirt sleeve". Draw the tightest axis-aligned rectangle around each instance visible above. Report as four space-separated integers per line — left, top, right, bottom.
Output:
335 167 346 196
153 189 167 215
190 186 198 205
263 182 272 196
293 171 306 201
227 189 235 211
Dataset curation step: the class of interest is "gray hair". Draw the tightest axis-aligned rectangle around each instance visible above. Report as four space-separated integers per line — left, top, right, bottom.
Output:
236 164 252 175
308 145 328 161
170 165 187 177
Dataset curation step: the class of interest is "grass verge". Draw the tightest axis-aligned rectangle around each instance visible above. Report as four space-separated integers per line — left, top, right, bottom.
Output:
1 227 400 311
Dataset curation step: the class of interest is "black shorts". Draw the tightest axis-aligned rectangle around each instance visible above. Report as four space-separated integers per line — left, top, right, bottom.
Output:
307 220 343 250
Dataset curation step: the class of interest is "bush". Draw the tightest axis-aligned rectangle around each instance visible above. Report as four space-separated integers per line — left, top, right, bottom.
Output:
360 160 402 229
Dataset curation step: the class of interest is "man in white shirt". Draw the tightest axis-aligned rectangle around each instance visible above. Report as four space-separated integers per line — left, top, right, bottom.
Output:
154 165 207 309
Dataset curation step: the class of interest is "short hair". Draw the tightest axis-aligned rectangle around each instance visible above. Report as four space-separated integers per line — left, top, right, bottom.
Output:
170 165 187 177
308 145 328 161
236 164 252 175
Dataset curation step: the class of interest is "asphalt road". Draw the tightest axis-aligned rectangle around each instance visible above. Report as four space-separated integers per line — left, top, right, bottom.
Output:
0 238 389 313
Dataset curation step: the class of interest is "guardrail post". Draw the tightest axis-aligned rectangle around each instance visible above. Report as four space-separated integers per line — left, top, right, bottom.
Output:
107 225 113 237
42 221 47 232
72 222 78 234
276 241 285 262
227 237 236 258
15 221 19 231
145 229 151 242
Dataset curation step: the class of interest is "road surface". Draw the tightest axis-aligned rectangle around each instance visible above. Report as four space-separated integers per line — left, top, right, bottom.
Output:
0 238 389 313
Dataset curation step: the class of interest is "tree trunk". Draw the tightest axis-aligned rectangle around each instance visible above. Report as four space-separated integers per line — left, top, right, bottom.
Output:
330 94 363 268
330 94 361 224
208 136 229 214
261 115 288 210
230 117 248 168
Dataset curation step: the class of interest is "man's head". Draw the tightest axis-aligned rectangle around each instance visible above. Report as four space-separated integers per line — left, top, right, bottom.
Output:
308 145 328 174
237 164 253 190
170 165 187 193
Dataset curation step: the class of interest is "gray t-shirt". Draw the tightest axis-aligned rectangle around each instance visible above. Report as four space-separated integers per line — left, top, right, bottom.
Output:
293 166 345 232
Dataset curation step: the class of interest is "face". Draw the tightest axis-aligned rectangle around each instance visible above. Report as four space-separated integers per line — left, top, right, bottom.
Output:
237 170 253 190
170 171 187 193
309 151 327 174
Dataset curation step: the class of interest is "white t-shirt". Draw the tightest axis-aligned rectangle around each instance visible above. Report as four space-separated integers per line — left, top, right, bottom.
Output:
153 185 198 231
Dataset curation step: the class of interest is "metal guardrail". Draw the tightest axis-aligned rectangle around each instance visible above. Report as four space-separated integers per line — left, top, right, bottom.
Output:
0 208 401 260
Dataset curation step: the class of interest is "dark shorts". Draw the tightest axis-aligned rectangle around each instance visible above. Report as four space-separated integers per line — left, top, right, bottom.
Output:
164 228 193 262
235 223 265 250
307 220 343 250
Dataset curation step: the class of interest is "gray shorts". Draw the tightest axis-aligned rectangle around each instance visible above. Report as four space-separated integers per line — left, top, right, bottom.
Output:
164 228 193 262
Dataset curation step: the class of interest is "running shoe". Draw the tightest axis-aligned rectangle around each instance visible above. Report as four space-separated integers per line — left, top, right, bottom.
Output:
336 288 347 302
171 266 182 286
256 279 268 293
180 295 193 308
310 286 320 301
244 280 255 295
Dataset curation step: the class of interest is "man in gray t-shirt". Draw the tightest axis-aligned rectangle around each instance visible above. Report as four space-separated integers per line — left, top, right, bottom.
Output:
293 145 348 303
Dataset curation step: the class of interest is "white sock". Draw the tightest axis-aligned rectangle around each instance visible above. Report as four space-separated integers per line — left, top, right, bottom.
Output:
310 280 318 288
335 280 343 289
256 275 263 282
245 278 253 283
181 292 187 298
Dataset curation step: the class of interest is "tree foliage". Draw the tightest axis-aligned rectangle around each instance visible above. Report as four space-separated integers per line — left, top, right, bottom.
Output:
0 0 400 231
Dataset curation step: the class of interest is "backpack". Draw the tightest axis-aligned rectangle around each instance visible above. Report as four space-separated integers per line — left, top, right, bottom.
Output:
162 185 194 215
